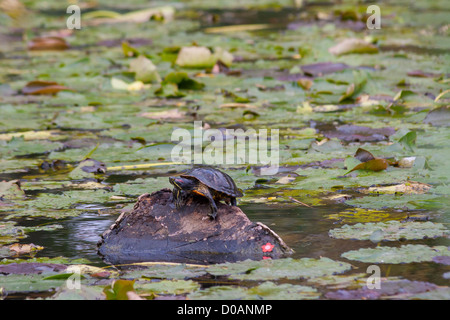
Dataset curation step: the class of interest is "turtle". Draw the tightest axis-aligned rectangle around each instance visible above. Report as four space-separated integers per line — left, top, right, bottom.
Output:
169 167 243 219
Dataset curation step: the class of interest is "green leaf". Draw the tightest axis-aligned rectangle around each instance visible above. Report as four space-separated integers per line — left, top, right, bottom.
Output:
345 158 389 175
398 131 417 152
329 221 449 241
341 245 450 264
103 279 136 300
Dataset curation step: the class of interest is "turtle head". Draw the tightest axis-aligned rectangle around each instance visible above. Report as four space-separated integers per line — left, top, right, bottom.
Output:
169 176 196 209
169 176 196 191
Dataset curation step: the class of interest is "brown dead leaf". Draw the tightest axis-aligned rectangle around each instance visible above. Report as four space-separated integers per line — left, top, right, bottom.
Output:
297 78 313 90
22 80 73 95
9 243 44 255
219 103 258 109
28 36 69 51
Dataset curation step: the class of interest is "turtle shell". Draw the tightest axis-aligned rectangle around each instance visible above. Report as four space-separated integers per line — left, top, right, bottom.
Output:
180 167 243 197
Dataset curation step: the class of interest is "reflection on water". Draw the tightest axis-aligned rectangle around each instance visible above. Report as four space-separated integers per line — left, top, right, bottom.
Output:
18 213 116 265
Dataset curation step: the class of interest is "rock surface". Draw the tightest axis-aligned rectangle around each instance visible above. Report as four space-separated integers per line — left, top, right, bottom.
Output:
98 189 293 264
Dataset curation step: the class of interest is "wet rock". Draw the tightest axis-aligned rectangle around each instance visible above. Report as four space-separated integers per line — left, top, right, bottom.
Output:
97 189 293 264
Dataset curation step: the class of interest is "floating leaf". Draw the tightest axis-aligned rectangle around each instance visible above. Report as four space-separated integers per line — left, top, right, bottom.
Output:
0 130 61 142
129 55 161 83
326 279 439 300
0 274 67 293
398 131 417 152
354 148 375 162
110 77 148 91
68 158 106 179
322 125 395 142
122 41 140 57
83 6 174 25
0 179 25 199
175 46 233 68
341 245 450 264
21 81 73 95
188 281 320 300
135 279 199 295
393 89 416 101
423 106 450 127
329 38 378 56
155 72 204 97
123 262 207 280
360 181 432 194
103 279 137 300
345 158 389 175
206 257 352 281
326 208 394 224
329 221 448 241
301 62 350 77
0 262 66 275
28 37 69 51
9 243 44 255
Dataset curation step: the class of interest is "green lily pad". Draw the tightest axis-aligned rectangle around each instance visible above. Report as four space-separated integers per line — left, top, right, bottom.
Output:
188 281 320 300
48 285 105 300
329 221 449 241
0 273 67 293
206 257 352 281
123 263 207 280
341 245 450 264
0 137 63 159
345 193 446 211
135 279 200 295
0 221 26 245
0 180 25 200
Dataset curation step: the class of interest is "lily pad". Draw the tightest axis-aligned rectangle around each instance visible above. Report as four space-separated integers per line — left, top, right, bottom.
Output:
329 221 448 241
423 106 450 127
123 263 207 280
325 279 439 300
206 257 352 281
134 279 200 295
329 38 379 56
0 180 25 199
188 281 320 300
341 245 450 264
0 274 67 293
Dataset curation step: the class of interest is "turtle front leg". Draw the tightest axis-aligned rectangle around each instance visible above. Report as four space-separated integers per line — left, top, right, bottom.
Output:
196 183 218 219
230 197 237 206
172 188 186 209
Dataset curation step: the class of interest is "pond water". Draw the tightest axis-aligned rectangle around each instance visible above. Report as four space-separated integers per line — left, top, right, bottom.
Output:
15 200 450 287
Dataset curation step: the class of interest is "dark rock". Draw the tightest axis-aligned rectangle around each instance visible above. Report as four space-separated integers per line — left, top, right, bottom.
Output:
97 189 293 264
